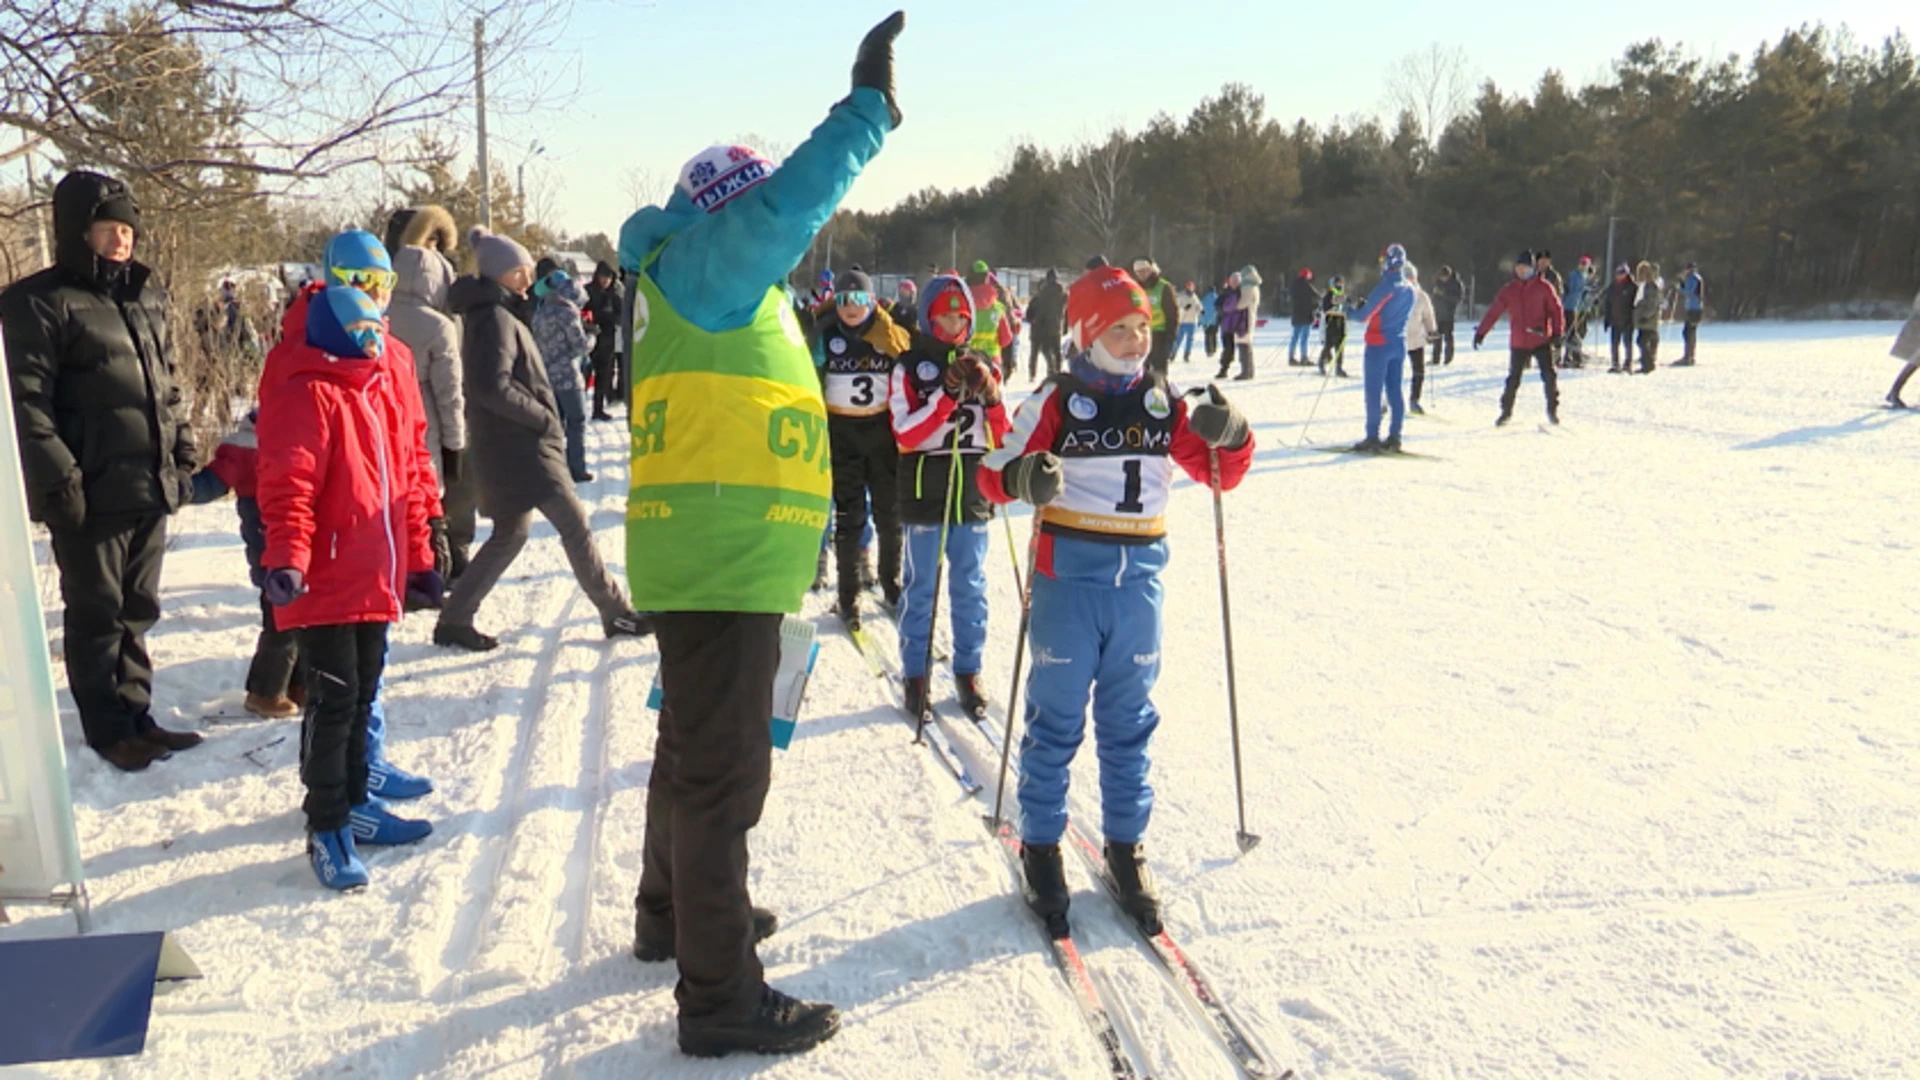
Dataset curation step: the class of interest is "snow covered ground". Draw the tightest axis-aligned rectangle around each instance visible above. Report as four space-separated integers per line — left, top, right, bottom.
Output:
5 320 1919 1080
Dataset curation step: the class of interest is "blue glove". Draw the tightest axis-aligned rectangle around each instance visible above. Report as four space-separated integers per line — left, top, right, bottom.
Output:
406 570 445 610
263 568 306 606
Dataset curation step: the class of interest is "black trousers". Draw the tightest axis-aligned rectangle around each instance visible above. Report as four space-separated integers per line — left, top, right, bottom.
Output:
637 612 782 1021
830 415 903 604
1436 320 1456 364
1610 326 1631 367
49 513 166 749
1030 334 1062 380
248 595 301 699
1682 313 1701 360
1204 324 1219 356
1500 344 1560 416
1148 328 1174 378
1409 347 1427 405
297 621 389 831
590 336 620 415
1217 328 1238 377
442 464 480 557
1318 321 1347 369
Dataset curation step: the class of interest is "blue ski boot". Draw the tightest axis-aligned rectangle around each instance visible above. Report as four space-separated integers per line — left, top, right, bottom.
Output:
367 757 434 800
348 797 433 846
309 827 369 891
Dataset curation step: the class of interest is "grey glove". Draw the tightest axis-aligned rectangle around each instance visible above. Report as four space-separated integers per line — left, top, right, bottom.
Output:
1003 452 1063 507
1188 386 1249 450
849 11 906 129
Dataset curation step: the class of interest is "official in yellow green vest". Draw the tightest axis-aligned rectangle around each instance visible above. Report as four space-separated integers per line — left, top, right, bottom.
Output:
1132 258 1181 377
612 12 904 1060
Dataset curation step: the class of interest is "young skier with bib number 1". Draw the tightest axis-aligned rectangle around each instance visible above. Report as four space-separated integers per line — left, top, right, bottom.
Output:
980 266 1255 934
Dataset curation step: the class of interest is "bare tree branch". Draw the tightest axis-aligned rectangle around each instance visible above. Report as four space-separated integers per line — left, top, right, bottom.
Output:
1382 43 1475 150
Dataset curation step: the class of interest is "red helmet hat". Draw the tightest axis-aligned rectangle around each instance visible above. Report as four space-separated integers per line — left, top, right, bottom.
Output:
918 274 974 346
1066 267 1153 351
1299 268 1313 280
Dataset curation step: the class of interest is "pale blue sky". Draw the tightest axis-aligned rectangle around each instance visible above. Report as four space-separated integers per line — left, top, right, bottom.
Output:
486 1 1908 238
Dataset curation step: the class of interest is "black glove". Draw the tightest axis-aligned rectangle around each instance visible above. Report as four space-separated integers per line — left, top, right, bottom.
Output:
440 447 464 485
848 11 906 129
405 570 445 611
429 516 451 580
1472 332 1486 350
30 475 87 533
1188 386 1249 450
1003 452 1063 506
1547 334 1564 352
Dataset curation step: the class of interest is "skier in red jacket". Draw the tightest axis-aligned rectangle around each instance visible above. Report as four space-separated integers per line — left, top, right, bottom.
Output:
1474 249 1567 426
256 284 443 890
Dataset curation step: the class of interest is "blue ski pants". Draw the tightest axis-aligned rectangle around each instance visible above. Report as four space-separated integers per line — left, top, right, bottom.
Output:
1173 323 1197 360
1018 546 1164 847
1363 343 1407 441
899 521 989 678
1290 323 1313 360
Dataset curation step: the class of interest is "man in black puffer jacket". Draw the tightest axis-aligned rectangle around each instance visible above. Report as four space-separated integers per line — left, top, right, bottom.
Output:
2 170 203 771
584 261 624 419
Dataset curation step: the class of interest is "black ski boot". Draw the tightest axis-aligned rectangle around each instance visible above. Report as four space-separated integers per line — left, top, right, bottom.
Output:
1381 436 1403 453
1351 437 1383 454
1104 841 1163 935
433 623 499 652
1547 406 1560 425
1495 411 1513 427
678 983 840 1058
955 673 990 722
635 905 779 962
1022 842 1071 938
1336 364 1351 378
902 675 931 723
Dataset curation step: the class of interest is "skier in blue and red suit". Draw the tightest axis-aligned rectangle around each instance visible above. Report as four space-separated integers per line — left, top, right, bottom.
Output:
1349 242 1417 453
981 266 1254 936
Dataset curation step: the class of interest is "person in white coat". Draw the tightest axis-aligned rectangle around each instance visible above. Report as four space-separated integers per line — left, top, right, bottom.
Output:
1402 263 1440 414
1884 289 1920 408
1231 265 1262 380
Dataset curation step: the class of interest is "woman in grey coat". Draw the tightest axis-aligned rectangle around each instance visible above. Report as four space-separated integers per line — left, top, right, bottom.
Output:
432 227 647 651
387 206 474 574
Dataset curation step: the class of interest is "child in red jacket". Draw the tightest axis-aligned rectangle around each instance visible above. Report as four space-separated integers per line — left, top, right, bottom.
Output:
257 285 442 891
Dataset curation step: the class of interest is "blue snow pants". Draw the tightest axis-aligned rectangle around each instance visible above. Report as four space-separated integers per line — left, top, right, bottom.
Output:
1018 536 1167 846
899 521 990 678
1363 343 1407 441
1173 323 1197 360
1290 323 1313 360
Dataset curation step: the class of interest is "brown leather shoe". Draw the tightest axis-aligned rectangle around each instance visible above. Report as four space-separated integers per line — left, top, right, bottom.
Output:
245 692 300 718
139 720 204 752
97 736 170 772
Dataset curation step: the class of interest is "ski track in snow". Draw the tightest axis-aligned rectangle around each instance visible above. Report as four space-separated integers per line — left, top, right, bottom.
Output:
7 321 1920 1079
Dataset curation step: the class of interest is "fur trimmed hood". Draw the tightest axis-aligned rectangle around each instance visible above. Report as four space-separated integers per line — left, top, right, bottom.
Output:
398 205 458 253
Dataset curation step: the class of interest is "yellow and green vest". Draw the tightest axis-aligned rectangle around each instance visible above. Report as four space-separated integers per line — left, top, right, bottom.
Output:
969 299 1007 360
1145 279 1171 330
626 260 832 613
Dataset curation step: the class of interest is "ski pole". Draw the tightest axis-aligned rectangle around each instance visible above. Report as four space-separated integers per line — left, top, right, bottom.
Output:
1187 388 1260 853
1297 358 1334 447
915 401 966 742
990 515 1044 831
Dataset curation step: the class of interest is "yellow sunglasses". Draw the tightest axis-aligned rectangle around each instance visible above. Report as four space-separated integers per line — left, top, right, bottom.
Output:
331 266 397 292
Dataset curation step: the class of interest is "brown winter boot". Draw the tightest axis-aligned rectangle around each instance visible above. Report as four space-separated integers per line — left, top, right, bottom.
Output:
246 692 300 718
97 735 171 772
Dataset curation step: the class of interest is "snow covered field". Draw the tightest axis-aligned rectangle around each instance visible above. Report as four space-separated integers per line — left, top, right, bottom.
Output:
5 320 1918 1080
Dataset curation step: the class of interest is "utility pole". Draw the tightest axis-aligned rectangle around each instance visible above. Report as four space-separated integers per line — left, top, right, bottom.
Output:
950 224 957 272
1605 215 1622 282
1149 213 1156 262
474 17 491 229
